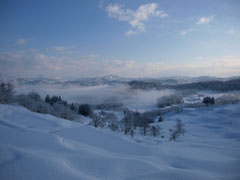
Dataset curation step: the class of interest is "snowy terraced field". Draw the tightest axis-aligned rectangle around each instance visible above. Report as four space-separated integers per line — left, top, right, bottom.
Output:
0 104 240 180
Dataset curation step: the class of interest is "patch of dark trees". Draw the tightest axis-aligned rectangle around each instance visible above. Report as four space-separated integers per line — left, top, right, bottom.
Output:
128 80 164 90
128 79 240 92
171 79 240 92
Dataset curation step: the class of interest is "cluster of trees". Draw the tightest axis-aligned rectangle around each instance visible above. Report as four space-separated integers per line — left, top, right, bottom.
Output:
94 102 123 110
78 104 92 116
87 108 165 138
215 94 240 105
184 94 240 108
157 94 183 108
17 92 97 120
0 83 15 104
0 82 95 120
123 109 154 136
17 93 76 120
128 80 164 90
121 108 165 137
45 95 67 106
202 97 215 106
89 110 118 130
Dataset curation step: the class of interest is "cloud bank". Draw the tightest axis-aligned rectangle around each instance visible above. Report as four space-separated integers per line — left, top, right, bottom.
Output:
0 49 239 78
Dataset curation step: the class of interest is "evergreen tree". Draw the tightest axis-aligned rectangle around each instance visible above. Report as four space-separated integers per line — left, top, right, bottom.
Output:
202 96 215 106
78 104 92 116
70 103 75 111
158 116 163 122
45 94 51 103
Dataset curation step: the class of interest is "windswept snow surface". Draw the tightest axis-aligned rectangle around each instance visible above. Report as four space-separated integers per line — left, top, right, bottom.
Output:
0 104 240 180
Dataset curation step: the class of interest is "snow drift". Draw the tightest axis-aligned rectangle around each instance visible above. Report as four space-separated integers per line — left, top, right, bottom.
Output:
0 104 240 180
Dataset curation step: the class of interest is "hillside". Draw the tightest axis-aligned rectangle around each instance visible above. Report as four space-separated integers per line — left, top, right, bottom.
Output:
0 104 240 180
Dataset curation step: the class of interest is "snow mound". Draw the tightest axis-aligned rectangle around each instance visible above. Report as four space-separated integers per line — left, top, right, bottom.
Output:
0 104 240 180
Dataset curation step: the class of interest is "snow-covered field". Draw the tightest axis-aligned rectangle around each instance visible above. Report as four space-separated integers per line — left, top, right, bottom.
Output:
1 104 240 180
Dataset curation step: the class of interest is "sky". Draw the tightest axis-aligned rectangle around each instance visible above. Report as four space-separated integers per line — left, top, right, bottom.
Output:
0 0 240 79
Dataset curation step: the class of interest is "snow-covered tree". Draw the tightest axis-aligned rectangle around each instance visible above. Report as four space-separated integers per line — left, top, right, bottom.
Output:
175 119 185 135
0 83 15 104
70 103 75 111
140 124 149 136
78 104 92 116
157 94 183 108
169 119 185 141
150 125 160 137
108 121 119 131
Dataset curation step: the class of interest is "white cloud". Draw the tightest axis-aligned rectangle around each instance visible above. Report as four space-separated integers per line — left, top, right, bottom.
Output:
16 38 27 45
196 16 214 25
0 50 100 78
179 29 195 36
106 3 167 35
125 29 138 36
1 49 239 78
113 56 240 77
156 10 168 18
54 46 65 51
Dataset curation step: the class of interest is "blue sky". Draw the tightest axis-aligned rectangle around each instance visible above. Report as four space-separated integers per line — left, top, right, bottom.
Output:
0 0 240 78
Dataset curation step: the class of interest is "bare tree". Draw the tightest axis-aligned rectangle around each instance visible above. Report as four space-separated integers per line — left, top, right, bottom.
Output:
175 119 185 135
142 124 149 136
169 119 185 141
169 129 178 141
150 125 160 137
130 129 134 138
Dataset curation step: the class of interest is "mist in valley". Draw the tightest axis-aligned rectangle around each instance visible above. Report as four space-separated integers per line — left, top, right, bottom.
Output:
15 84 178 112
1 1 240 179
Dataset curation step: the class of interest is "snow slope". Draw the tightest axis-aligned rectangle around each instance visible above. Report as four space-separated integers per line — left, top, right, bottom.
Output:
0 104 240 180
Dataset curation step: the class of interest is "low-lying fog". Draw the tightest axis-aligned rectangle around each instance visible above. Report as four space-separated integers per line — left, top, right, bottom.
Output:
15 85 176 112
16 84 240 112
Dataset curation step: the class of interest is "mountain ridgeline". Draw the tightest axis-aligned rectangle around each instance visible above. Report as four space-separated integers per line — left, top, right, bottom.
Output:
171 79 240 92
5 75 240 92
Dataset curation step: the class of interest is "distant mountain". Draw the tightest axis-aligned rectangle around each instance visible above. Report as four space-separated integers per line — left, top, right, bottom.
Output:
10 77 64 86
101 75 131 82
191 76 223 82
10 75 133 87
7 75 240 87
